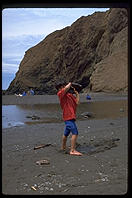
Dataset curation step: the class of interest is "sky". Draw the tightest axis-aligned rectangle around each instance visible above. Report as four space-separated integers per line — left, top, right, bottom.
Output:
2 8 109 90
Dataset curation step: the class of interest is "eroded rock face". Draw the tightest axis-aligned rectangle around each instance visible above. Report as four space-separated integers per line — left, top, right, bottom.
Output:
6 8 128 95
90 9 128 93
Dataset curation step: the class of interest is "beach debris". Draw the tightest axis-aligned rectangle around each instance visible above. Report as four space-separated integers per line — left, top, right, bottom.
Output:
36 159 50 165
26 116 32 118
26 115 40 120
58 183 62 188
90 139 94 141
32 115 40 120
31 186 37 191
112 138 120 142
63 188 69 192
120 108 124 112
23 183 28 187
90 136 96 141
109 122 114 125
81 112 94 118
45 187 49 191
95 173 109 183
65 160 69 163
34 143 51 150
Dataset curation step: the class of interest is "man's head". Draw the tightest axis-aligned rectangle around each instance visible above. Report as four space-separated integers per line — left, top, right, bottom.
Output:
55 81 66 91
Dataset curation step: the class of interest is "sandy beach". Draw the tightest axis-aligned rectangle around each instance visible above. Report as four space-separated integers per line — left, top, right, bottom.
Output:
2 93 128 195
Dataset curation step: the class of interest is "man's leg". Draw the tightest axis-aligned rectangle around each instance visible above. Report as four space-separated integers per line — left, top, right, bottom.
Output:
70 134 77 151
61 135 67 150
70 135 82 155
69 121 82 156
62 120 70 150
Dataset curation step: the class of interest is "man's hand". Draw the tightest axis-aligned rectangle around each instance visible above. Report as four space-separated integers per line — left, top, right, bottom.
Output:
64 82 72 92
71 86 80 104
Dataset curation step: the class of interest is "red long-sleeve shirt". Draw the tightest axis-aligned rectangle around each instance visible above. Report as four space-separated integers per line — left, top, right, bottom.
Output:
57 88 77 121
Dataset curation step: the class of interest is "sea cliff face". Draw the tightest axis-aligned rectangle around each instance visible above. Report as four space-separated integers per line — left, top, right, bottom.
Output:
6 8 128 95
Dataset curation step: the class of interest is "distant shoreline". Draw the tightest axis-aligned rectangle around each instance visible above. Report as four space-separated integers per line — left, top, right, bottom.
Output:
2 92 128 105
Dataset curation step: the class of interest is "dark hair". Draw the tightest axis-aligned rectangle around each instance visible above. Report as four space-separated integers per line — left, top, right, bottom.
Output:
55 81 66 90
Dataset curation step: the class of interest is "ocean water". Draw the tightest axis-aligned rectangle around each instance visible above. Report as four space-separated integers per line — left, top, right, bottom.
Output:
2 100 127 129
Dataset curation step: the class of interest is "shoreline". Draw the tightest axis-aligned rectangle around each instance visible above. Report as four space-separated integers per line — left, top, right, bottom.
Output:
2 92 128 105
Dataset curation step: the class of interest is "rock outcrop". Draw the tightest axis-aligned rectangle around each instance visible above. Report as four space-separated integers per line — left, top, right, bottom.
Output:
6 8 128 94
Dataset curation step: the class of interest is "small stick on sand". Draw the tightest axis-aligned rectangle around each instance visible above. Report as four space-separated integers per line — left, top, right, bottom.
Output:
34 143 51 150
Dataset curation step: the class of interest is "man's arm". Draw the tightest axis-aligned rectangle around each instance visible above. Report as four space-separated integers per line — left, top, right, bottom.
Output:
64 82 72 93
58 82 71 99
72 87 80 104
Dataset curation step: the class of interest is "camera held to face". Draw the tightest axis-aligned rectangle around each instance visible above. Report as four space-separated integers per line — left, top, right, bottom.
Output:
68 83 83 94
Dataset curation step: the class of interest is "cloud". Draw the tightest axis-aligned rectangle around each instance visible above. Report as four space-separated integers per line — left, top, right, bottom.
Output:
2 72 15 90
2 34 45 74
2 8 109 89
24 8 109 18
2 55 20 73
2 8 109 38
2 8 69 38
2 63 19 73
2 34 45 54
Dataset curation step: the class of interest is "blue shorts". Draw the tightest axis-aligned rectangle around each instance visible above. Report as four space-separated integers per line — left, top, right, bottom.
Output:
64 119 78 137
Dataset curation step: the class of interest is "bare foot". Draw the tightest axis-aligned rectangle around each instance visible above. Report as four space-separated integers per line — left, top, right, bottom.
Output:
70 150 83 156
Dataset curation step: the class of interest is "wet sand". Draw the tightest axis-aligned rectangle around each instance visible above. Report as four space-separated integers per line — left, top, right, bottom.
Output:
2 93 128 195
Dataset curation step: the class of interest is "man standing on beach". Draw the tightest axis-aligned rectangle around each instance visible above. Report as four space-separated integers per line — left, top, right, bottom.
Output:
56 81 83 156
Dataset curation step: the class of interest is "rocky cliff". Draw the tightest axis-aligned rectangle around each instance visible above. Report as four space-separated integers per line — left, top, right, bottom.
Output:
6 8 128 95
